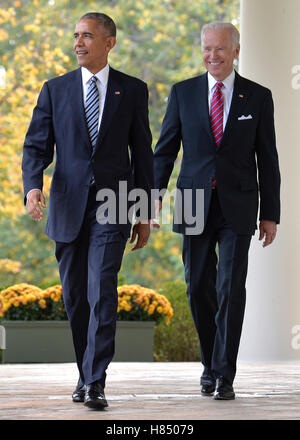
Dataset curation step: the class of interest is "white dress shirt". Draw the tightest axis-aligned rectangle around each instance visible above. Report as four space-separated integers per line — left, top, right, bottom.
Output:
81 63 109 130
207 69 235 130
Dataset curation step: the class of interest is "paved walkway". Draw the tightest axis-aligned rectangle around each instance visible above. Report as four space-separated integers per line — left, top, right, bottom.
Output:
0 361 300 420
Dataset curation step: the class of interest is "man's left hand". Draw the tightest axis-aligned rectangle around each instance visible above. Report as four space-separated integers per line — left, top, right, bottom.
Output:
129 221 151 251
259 220 277 247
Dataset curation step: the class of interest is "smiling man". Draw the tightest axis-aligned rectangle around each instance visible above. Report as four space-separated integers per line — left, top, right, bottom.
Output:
22 12 153 409
201 25 240 81
74 17 114 73
153 22 280 400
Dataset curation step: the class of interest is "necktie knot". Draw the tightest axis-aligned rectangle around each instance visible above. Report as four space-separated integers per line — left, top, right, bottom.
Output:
215 81 223 92
90 76 97 85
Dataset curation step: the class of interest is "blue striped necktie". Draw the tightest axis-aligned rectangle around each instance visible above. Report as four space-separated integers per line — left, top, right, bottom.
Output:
85 76 99 150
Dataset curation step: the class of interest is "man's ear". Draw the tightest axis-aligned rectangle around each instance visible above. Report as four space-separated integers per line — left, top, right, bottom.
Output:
234 43 240 60
106 36 116 52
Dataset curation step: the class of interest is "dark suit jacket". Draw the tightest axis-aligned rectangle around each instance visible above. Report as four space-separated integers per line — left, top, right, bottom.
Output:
22 67 153 243
154 71 280 235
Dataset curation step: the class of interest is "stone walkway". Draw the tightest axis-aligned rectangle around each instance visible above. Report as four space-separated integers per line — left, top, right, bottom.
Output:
0 361 300 420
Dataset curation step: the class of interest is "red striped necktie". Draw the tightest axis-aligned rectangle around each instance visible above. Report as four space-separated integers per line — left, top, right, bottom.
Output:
210 81 224 146
210 81 224 188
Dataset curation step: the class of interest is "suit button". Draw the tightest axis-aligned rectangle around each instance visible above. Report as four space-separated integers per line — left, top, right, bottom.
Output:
91 159 95 163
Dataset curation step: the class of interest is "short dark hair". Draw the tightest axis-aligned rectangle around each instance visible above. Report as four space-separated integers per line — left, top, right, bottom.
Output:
80 12 116 37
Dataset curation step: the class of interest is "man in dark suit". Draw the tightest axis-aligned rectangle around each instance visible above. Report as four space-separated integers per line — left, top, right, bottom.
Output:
153 22 280 400
22 12 153 409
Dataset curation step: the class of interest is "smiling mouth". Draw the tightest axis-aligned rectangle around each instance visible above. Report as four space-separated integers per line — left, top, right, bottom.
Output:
209 62 222 65
76 51 88 56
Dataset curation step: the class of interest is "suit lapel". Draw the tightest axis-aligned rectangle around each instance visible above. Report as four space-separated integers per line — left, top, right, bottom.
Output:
189 73 216 145
219 71 250 147
199 73 215 142
94 67 123 155
68 68 91 150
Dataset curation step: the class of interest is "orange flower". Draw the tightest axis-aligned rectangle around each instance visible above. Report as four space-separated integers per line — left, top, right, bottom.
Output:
39 299 46 309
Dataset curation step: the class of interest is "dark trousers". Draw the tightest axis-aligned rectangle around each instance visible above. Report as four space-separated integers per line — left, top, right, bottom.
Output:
182 189 252 385
55 186 129 387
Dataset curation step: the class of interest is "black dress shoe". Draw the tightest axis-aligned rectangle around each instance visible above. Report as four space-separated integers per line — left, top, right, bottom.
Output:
214 377 235 400
201 383 216 396
84 380 108 409
72 377 86 403
200 369 216 396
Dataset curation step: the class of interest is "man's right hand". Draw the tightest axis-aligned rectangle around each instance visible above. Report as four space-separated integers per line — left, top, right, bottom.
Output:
26 190 46 222
150 199 162 229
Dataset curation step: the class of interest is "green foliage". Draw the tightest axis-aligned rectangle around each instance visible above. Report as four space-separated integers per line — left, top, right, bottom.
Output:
117 272 127 286
154 280 200 361
0 216 58 288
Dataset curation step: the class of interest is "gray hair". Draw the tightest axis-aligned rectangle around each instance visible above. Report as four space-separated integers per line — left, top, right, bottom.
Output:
201 22 240 50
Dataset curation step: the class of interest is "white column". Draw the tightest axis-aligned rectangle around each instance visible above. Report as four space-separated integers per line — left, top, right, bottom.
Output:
238 0 300 360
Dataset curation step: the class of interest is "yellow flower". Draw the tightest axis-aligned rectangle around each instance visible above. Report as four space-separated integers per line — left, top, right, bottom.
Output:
27 293 37 302
115 284 174 321
0 258 21 273
2 303 10 312
148 305 155 315
39 299 46 309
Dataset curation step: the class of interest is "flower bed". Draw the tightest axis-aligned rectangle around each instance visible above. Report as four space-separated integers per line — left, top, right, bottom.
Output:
0 283 173 363
0 283 67 321
0 283 173 324
117 284 173 324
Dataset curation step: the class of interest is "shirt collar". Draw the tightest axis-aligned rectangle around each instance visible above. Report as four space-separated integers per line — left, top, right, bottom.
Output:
208 69 235 93
81 64 110 87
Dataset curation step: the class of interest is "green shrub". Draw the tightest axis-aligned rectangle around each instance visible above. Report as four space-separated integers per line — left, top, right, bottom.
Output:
154 280 200 361
117 273 126 286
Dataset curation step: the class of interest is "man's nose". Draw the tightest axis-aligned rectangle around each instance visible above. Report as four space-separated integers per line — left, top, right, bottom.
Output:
74 35 83 47
210 49 218 59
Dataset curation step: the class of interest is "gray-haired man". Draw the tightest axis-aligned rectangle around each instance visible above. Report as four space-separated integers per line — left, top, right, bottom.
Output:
153 22 280 399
